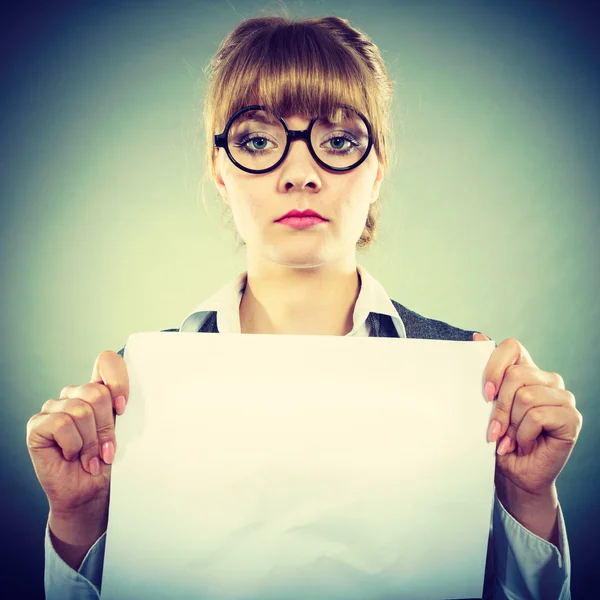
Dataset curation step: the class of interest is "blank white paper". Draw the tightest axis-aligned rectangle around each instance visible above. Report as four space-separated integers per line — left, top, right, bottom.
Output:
100 332 496 600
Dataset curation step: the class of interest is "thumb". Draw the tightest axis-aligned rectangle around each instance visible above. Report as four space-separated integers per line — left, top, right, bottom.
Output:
473 332 490 342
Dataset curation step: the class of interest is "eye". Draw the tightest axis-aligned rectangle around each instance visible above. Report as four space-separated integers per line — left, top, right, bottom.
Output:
328 137 350 150
322 132 360 154
235 135 277 154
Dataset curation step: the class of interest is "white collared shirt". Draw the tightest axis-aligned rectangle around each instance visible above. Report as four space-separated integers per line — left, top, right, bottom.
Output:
178 264 407 338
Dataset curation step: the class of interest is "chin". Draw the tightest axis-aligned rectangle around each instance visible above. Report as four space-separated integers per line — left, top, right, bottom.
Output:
279 255 329 269
267 247 331 269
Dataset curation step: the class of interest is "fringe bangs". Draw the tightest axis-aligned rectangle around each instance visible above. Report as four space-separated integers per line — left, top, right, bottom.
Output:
211 22 374 133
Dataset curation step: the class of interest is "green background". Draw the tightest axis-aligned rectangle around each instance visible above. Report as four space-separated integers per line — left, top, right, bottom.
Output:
2 1 598 597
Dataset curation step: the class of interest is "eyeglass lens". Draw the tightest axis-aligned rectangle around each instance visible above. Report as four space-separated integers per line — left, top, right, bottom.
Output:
226 107 369 171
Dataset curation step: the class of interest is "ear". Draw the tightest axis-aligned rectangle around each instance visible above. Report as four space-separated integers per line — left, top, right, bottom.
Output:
213 150 230 207
370 161 384 204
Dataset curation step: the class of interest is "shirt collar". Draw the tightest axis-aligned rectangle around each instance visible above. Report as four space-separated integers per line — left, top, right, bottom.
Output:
179 264 406 337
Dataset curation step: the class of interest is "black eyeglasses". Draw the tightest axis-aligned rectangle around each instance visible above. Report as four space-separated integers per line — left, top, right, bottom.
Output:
214 105 374 174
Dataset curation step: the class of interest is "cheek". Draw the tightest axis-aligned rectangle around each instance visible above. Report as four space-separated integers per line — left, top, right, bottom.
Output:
226 178 269 221
221 158 240 190
220 154 271 196
339 172 375 210
221 162 251 204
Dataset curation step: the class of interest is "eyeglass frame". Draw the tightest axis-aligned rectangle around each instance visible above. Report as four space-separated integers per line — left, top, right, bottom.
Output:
214 104 374 175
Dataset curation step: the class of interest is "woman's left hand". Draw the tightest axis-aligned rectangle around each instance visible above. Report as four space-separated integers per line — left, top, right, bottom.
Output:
473 334 582 497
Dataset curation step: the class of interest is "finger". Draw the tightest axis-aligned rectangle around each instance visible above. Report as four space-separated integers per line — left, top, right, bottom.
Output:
484 338 538 442
490 366 567 443
472 333 498 401
515 405 583 456
473 332 491 343
26 412 84 462
508 386 575 440
90 350 129 415
60 383 117 465
40 398 100 474
496 386 573 455
484 338 538 401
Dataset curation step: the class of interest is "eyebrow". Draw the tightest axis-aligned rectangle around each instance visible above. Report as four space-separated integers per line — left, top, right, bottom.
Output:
233 107 364 129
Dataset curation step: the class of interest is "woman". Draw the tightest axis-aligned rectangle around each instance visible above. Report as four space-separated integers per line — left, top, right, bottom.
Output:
27 13 581 600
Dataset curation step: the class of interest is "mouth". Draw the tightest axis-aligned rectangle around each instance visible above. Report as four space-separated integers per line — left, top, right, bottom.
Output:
276 216 328 229
276 209 327 222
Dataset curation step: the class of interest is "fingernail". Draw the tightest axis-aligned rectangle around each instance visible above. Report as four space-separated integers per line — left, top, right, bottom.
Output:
484 382 496 402
102 441 115 465
115 395 126 415
488 419 502 443
90 456 101 476
497 436 511 456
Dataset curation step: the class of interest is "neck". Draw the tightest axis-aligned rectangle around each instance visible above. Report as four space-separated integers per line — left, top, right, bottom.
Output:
239 261 361 336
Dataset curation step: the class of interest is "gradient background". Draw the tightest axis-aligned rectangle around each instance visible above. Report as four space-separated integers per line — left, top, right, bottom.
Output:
2 0 598 597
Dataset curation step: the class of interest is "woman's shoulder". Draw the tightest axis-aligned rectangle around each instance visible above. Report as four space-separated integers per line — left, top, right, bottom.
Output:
390 299 478 341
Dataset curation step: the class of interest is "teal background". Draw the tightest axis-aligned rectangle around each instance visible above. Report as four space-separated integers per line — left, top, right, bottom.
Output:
2 1 598 597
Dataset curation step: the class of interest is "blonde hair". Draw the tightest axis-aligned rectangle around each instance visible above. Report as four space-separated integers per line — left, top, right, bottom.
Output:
199 10 395 250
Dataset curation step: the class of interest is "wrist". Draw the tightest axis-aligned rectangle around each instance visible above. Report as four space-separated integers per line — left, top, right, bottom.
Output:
495 476 559 545
48 504 108 572
49 501 108 547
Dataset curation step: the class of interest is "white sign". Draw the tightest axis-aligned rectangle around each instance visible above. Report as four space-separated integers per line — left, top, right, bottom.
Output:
101 332 496 600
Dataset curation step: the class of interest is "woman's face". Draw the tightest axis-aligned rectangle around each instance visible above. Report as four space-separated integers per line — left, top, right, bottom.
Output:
214 112 384 270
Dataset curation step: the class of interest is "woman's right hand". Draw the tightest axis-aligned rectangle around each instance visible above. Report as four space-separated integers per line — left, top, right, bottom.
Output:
26 350 129 541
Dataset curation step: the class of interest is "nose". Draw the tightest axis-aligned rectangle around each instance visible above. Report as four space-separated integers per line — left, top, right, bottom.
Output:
286 133 314 162
279 137 321 191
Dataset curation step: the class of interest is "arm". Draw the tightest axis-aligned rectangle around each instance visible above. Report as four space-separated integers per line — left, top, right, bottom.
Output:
27 351 129 599
45 520 106 600
48 504 108 571
483 489 570 600
473 334 581 599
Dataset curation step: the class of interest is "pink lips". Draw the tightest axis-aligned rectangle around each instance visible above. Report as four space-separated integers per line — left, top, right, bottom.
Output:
276 209 326 220
277 216 326 229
